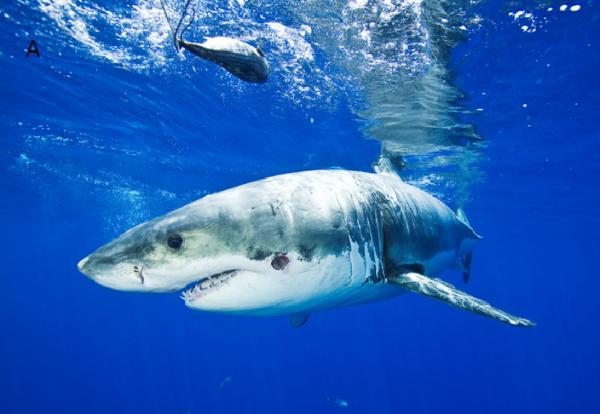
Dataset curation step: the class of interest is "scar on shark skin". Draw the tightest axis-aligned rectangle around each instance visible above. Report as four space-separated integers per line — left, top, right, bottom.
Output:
271 253 289 270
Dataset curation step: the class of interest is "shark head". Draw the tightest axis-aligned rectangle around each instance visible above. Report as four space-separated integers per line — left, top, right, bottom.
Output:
77 178 352 315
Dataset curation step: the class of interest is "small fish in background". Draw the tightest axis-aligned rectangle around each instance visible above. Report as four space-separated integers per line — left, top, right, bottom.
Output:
327 396 349 408
219 376 232 389
159 0 269 83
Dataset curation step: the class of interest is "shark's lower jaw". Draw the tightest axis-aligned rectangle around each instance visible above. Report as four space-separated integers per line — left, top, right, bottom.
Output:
180 270 239 303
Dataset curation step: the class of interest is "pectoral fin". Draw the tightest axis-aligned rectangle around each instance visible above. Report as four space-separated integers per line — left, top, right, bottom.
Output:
388 272 535 327
289 313 311 328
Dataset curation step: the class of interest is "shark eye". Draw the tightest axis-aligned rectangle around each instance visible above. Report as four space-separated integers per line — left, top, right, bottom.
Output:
167 234 183 250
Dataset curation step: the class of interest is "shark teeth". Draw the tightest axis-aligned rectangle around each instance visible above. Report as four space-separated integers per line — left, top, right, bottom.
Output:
181 270 238 302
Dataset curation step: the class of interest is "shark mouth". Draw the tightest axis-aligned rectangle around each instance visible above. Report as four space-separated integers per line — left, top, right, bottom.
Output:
180 270 239 302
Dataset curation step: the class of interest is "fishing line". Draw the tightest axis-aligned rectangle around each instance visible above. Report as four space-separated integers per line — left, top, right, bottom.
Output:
159 0 195 49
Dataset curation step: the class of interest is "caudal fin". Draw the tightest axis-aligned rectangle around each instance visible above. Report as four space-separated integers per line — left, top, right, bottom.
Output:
455 208 480 283
456 207 470 225
456 207 482 239
462 253 473 283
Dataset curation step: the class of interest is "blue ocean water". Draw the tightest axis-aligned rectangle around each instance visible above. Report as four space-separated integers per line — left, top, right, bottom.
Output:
1 1 599 413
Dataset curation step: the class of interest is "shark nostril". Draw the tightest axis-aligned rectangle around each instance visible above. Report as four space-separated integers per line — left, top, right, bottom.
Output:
133 265 145 284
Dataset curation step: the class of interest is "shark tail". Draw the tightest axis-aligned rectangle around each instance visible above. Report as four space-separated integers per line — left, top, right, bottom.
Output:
455 208 480 283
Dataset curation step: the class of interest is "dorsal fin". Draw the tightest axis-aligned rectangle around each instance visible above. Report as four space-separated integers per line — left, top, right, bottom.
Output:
372 152 404 179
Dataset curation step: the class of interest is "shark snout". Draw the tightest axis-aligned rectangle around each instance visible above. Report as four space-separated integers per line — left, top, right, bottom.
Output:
76 252 148 291
77 256 89 273
77 255 92 277
76 252 118 280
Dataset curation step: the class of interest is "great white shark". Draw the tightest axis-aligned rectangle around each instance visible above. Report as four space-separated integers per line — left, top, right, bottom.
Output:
77 170 534 328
